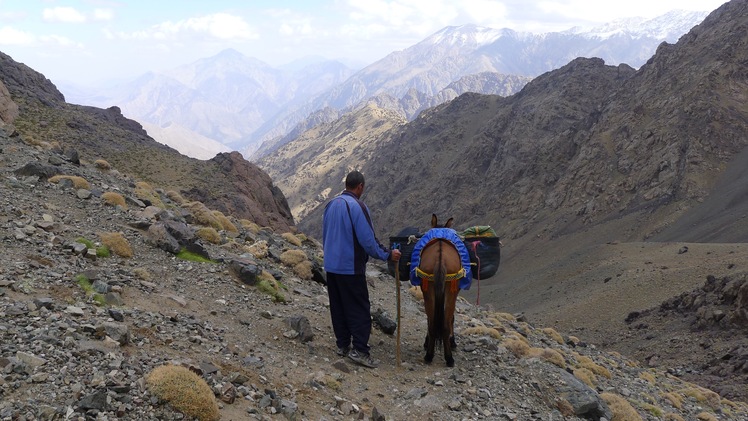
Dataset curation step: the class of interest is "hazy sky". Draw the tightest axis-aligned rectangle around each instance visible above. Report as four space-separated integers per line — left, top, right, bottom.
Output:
0 0 728 87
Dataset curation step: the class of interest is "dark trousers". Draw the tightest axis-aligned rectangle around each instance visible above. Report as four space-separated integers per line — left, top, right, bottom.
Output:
326 272 371 354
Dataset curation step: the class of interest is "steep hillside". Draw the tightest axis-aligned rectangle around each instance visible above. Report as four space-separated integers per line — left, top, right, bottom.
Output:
0 52 294 233
257 103 406 222
2 115 748 420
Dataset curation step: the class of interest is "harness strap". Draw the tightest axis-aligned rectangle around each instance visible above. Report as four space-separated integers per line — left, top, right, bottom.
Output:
415 266 465 294
468 240 482 305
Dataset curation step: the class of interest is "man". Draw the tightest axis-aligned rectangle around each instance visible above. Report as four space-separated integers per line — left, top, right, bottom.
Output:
322 170 401 368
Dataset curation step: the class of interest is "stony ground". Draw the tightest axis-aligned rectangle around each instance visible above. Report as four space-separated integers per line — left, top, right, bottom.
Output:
2 129 748 421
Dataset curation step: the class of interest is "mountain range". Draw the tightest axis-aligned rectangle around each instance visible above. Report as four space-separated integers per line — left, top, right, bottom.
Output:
61 10 709 160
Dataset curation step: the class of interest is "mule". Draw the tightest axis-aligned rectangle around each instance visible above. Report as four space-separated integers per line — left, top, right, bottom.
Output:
416 214 465 367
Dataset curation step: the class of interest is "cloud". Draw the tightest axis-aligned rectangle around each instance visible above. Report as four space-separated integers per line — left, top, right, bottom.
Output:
93 9 114 22
117 13 259 42
39 34 83 48
0 27 34 45
43 7 87 23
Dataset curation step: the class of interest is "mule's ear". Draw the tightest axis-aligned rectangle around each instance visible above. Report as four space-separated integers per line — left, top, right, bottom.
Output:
445 217 454 228
431 214 438 228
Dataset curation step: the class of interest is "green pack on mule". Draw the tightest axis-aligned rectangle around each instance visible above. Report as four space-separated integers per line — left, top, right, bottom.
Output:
461 226 497 237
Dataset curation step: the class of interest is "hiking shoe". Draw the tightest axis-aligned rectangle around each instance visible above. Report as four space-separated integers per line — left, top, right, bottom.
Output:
336 346 350 357
347 349 379 368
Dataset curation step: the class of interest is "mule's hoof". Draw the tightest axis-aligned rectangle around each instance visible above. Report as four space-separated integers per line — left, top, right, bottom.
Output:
424 355 434 364
446 358 455 367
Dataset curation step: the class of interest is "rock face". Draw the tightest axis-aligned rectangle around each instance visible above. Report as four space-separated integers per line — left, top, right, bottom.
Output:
621 274 748 401
0 80 18 126
295 0 748 247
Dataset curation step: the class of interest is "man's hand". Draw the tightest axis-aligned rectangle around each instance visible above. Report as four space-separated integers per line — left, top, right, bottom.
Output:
390 249 402 261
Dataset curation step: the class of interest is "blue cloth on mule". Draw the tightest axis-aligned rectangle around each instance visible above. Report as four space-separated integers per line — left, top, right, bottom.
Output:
409 228 473 290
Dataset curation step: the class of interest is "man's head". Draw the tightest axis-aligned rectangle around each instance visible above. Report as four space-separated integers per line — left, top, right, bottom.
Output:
345 170 365 197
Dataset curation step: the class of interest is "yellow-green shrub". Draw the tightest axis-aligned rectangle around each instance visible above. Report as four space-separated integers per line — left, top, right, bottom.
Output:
99 232 133 258
280 249 313 279
573 367 597 388
196 227 222 244
661 392 683 409
211 211 238 233
663 413 685 421
281 232 302 247
239 219 260 234
101 192 126 208
696 413 718 421
461 326 502 339
145 365 219 421
165 190 187 205
94 159 111 170
257 270 285 302
134 181 165 208
503 337 530 358
540 327 564 344
601 393 642 421
186 202 222 230
133 268 151 281
639 371 656 385
49 175 90 190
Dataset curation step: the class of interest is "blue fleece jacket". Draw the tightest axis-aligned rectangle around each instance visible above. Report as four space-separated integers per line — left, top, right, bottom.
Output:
322 191 391 274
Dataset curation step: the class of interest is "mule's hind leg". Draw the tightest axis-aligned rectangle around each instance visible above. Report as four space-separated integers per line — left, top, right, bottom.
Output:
424 334 435 363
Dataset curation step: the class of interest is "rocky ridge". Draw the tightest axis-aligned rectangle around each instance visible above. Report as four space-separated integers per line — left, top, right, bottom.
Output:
2 123 748 421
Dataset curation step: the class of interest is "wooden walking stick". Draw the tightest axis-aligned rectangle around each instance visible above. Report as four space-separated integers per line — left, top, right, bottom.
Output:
395 260 401 367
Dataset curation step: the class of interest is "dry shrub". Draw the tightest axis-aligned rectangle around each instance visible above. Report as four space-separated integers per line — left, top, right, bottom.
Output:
663 414 685 421
282 232 302 247
575 354 612 379
639 371 656 385
409 286 423 300
555 399 575 417
567 335 581 345
196 227 222 244
145 365 219 421
48 175 90 190
94 159 111 170
682 387 721 409
573 367 597 388
503 338 530 358
101 192 126 208
696 413 718 421
186 202 222 230
540 327 564 344
461 326 501 339
165 190 187 205
134 182 165 208
245 241 268 259
280 250 312 279
529 347 566 369
239 219 260 234
600 393 642 421
133 268 151 281
212 210 238 233
292 260 312 279
280 249 307 266
661 392 683 409
492 312 516 322
98 232 133 258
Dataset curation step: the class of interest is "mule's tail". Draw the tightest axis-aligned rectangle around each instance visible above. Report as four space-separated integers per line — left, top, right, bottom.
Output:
432 243 446 347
